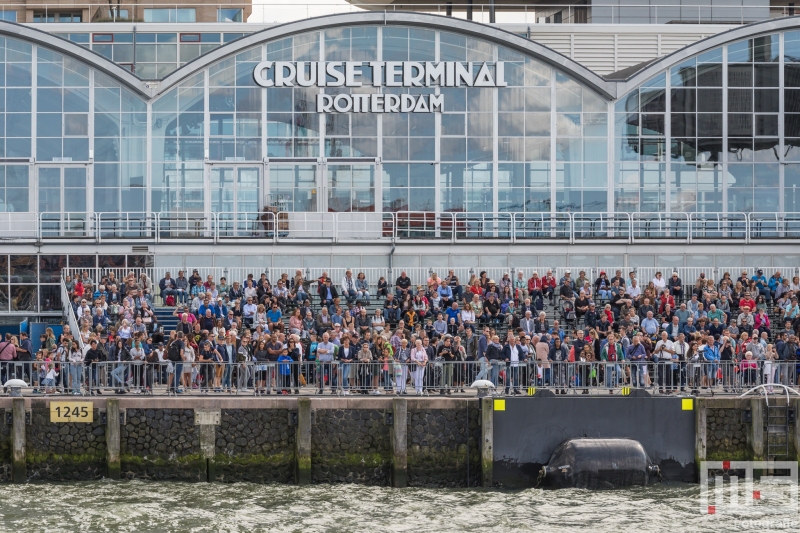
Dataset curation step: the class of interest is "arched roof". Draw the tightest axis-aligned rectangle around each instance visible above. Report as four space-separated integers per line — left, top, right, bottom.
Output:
613 16 800 95
158 12 617 99
0 13 619 100
0 20 150 96
5 13 800 102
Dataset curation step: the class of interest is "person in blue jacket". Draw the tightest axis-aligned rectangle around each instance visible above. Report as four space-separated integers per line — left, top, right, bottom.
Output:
700 336 719 388
751 269 769 301
277 348 293 394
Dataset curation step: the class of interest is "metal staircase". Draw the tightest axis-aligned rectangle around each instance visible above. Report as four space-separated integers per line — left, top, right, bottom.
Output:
765 398 790 460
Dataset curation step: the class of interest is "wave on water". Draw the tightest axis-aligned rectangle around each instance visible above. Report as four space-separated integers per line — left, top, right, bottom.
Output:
0 481 795 532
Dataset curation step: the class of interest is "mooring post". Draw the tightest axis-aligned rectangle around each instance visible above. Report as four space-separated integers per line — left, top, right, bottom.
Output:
195 408 221 482
296 398 312 484
750 397 765 460
794 398 800 464
392 398 408 488
11 398 25 483
106 399 121 480
481 397 493 487
694 397 706 482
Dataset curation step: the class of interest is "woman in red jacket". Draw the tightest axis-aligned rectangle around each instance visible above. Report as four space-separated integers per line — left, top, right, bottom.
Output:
543 271 557 305
658 290 675 315
527 272 543 307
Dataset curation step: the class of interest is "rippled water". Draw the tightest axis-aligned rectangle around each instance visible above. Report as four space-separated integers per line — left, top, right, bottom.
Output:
0 481 797 532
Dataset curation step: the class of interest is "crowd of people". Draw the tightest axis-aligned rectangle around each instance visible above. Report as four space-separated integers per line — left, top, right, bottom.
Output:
6 265 800 396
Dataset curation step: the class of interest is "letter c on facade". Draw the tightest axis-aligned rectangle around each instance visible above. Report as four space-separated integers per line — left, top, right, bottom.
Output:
253 61 274 87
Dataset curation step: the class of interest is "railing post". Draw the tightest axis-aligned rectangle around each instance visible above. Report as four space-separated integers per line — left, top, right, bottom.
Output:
95 212 102 244
213 212 219 244
511 213 516 243
569 213 575 244
745 212 751 245
626 213 633 244
687 213 692 245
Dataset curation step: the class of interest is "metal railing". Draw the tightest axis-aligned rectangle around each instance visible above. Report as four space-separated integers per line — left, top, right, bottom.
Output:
8 210 800 243
5 360 797 397
4 3 790 26
63 264 798 302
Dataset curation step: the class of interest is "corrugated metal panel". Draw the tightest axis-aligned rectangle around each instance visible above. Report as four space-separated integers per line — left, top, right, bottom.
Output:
615 34 660 73
533 33 574 58
659 34 709 56
529 30 721 75
573 34 616 74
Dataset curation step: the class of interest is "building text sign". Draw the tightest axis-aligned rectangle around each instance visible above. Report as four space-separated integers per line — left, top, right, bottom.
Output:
253 61 506 113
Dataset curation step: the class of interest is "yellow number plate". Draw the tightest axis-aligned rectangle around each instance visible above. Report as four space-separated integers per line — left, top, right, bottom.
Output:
50 402 93 423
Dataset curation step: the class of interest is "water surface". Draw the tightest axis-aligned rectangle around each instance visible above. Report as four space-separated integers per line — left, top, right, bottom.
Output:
0 481 796 532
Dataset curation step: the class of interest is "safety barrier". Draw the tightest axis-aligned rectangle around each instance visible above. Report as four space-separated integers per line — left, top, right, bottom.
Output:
5 360 798 396
6 211 800 243
63 265 798 305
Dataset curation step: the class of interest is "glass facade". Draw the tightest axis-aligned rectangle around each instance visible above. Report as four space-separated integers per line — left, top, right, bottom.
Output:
0 21 799 225
54 31 249 78
615 32 798 215
0 254 153 313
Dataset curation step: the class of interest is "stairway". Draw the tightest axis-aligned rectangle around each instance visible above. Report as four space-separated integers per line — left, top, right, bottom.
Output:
155 306 179 332
765 399 790 460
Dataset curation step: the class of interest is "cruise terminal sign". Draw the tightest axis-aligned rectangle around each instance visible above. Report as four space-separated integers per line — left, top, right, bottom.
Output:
253 61 507 113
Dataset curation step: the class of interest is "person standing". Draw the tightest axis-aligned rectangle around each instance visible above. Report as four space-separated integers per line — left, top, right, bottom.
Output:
653 331 675 393
394 338 410 395
410 338 428 396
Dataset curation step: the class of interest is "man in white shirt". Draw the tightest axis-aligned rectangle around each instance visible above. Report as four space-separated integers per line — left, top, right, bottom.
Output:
341 270 357 305
242 297 257 327
627 279 641 302
653 331 675 393
672 333 689 392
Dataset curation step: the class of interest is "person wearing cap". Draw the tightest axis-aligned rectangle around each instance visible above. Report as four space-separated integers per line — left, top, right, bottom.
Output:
751 269 769 301
318 278 338 308
594 271 611 300
659 271 679 303
558 270 575 291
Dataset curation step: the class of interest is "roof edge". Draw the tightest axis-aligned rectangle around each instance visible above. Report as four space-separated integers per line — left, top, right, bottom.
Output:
0 20 150 97
615 16 800 95
156 11 617 99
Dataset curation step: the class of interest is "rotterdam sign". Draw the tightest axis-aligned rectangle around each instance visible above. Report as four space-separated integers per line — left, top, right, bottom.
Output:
253 61 506 113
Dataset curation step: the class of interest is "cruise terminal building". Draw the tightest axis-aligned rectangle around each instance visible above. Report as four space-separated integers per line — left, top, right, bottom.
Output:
0 10 800 318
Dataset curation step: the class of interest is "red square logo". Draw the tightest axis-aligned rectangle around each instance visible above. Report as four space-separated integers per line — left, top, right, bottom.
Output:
753 491 761 500
723 461 731 470
708 505 716 515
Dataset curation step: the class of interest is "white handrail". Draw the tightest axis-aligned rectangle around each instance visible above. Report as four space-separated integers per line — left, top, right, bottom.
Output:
61 276 84 352
8 210 800 242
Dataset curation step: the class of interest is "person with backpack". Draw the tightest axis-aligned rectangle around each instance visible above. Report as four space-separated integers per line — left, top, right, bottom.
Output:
167 333 185 394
